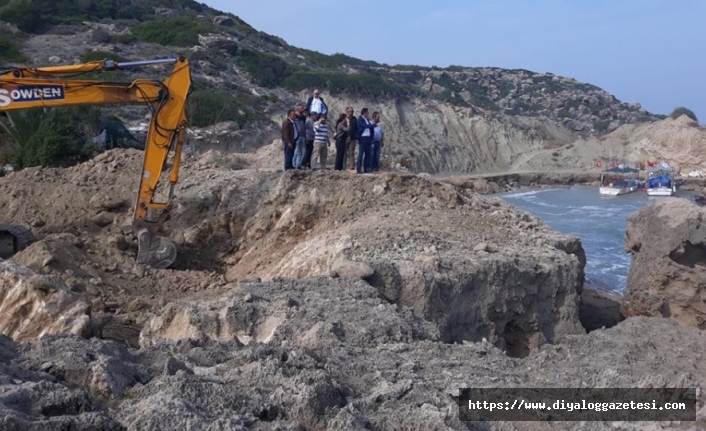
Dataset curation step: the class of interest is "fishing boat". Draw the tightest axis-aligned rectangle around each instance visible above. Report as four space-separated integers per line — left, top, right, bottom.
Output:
599 166 643 196
645 166 677 196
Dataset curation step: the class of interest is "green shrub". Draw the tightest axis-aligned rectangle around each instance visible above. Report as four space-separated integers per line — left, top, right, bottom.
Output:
236 48 293 88
390 64 431 72
294 50 381 70
80 50 128 63
0 107 102 169
593 119 611 133
187 89 258 128
0 35 23 62
282 70 415 97
132 17 218 47
267 92 279 103
433 90 469 107
0 0 143 33
434 72 464 92
110 33 138 45
0 0 43 33
670 107 697 122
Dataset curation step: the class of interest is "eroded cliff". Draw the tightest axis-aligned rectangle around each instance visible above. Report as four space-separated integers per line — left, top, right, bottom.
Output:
623 198 706 328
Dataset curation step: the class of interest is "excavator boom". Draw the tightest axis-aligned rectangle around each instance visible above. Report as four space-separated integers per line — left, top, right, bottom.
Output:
0 57 192 268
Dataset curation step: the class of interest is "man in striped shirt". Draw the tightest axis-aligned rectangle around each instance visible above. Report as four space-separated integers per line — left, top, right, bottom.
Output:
312 114 330 170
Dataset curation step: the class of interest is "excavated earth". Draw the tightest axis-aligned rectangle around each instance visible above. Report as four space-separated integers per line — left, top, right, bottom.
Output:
0 149 706 430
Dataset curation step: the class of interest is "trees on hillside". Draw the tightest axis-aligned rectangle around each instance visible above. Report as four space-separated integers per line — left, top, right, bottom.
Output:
670 107 698 123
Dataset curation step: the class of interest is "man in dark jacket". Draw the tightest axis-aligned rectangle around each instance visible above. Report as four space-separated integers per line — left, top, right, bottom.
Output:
281 109 297 170
293 105 307 168
345 107 358 170
355 107 378 174
306 89 328 116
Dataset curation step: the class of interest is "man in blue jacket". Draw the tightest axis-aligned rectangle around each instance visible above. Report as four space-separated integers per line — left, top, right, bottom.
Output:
369 111 384 171
356 107 378 174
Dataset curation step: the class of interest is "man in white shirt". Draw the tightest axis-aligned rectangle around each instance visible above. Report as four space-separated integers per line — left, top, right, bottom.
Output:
306 89 328 116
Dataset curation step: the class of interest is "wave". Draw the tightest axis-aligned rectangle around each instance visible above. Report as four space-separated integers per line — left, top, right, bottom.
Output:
588 261 629 274
502 189 554 199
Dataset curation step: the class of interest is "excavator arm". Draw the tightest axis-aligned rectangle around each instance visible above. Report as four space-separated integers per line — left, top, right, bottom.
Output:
0 57 192 268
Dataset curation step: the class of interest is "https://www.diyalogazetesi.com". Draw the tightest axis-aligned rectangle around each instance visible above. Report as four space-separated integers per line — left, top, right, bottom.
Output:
458 388 697 421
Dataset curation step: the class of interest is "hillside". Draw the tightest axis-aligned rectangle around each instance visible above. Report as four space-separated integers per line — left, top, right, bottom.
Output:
0 0 670 173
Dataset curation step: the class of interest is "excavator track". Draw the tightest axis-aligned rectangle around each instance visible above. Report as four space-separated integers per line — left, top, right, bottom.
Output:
0 224 36 259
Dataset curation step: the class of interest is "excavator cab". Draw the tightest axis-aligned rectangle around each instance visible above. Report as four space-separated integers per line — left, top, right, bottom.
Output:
0 57 192 269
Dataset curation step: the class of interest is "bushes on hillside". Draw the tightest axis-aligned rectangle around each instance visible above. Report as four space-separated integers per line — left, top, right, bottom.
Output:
236 48 293 88
0 0 219 34
282 70 415 97
187 89 260 128
132 17 217 47
0 107 102 169
670 107 698 122
0 0 141 33
0 0 43 33
0 35 24 62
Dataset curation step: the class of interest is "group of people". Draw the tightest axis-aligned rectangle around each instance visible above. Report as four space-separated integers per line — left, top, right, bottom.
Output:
281 89 385 174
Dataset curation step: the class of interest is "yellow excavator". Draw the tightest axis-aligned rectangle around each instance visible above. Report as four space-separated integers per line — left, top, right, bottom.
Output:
0 56 191 269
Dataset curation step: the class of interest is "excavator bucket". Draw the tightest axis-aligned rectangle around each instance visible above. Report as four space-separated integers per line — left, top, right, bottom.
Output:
136 228 176 269
0 224 36 259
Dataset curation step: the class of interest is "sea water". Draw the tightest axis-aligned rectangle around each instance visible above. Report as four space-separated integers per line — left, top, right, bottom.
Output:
500 186 697 293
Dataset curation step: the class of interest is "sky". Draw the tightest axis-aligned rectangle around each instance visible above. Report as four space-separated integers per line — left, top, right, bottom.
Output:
207 0 705 122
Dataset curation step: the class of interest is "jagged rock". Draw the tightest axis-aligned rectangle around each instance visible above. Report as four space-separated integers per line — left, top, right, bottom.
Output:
0 260 90 341
88 193 125 212
579 285 623 332
444 175 472 188
623 198 706 328
330 257 374 279
213 15 235 26
154 7 177 17
472 178 494 194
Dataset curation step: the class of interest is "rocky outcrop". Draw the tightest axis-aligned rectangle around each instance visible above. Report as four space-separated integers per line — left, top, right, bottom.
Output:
3 305 706 430
221 171 585 357
0 259 90 341
140 277 439 349
623 198 706 328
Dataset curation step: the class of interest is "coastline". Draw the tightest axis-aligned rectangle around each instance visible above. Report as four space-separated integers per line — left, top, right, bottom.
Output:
438 170 706 194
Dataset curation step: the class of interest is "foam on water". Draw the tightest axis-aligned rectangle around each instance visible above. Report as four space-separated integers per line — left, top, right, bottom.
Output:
500 186 690 293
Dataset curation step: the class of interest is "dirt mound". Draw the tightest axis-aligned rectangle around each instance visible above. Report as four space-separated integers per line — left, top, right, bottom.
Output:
1 150 587 356
623 197 706 328
0 149 259 345
210 170 586 356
